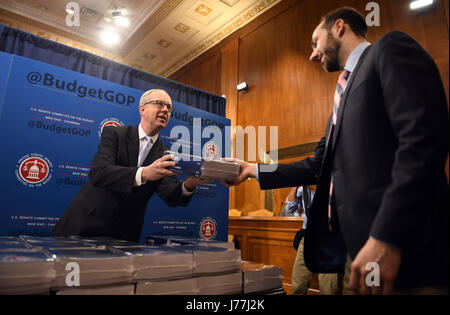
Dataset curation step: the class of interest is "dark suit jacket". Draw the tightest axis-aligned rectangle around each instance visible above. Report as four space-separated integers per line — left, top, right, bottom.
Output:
53 125 192 242
259 31 449 289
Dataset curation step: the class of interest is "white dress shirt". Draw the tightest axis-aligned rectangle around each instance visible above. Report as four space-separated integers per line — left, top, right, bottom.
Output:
134 124 194 195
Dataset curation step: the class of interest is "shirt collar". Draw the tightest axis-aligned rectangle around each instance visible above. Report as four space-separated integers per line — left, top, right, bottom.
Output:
344 41 371 73
138 124 158 144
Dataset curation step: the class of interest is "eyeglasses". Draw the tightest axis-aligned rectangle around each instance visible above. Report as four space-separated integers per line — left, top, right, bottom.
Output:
142 100 175 112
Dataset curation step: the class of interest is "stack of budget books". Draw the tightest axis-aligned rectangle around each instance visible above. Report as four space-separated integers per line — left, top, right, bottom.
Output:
196 272 242 295
0 236 284 295
20 235 88 249
240 261 283 294
73 236 141 248
55 284 135 295
20 236 133 292
146 235 234 249
43 246 134 289
109 244 194 281
135 278 198 295
173 244 241 277
164 151 240 182
145 236 242 295
0 237 54 295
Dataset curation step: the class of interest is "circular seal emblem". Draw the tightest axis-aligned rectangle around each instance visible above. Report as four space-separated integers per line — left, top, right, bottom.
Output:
15 154 53 187
199 217 217 240
98 118 124 137
202 141 220 160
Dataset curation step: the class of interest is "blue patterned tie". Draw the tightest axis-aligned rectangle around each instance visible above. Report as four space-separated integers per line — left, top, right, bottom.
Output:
137 136 153 167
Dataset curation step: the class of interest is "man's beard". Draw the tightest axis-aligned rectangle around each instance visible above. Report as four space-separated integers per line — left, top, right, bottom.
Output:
323 32 341 72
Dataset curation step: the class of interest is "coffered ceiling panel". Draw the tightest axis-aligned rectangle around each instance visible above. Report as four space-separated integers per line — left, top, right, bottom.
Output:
0 0 281 77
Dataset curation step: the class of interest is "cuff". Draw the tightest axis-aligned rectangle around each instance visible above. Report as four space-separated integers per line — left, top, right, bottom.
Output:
255 164 260 182
182 182 195 195
134 167 146 186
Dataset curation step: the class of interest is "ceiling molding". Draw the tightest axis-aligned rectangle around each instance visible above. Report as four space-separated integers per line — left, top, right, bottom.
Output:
119 0 184 55
0 0 284 78
160 0 281 77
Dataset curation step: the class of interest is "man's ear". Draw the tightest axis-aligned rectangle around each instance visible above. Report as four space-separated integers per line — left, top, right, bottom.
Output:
334 19 345 38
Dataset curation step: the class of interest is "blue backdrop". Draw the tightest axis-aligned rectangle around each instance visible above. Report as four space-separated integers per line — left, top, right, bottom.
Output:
0 51 230 243
0 24 225 117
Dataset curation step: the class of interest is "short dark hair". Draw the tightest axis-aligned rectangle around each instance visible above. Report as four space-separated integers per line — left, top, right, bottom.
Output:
320 7 368 38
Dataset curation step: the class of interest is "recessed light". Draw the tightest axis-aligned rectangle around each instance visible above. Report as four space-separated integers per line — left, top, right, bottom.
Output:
115 16 129 27
101 31 120 45
410 0 434 10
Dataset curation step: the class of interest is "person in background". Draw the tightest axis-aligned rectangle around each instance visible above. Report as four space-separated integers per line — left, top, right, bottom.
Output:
283 186 340 295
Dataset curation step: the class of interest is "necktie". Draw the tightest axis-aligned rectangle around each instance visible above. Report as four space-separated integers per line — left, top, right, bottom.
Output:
137 136 153 167
327 70 350 231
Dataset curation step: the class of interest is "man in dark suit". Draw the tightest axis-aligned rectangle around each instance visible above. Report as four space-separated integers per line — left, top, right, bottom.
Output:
224 7 448 294
54 89 210 242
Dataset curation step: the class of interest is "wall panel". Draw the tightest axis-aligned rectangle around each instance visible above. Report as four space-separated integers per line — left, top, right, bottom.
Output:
170 0 449 216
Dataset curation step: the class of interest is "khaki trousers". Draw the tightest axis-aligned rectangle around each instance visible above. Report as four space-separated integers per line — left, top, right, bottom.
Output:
291 238 339 295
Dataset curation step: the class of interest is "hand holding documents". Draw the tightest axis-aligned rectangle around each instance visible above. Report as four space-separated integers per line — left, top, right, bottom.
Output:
164 151 239 182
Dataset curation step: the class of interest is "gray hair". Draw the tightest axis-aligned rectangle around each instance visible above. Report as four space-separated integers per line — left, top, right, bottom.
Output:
139 89 169 106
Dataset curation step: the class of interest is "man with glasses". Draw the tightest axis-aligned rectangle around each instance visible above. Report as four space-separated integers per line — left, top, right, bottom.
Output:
224 7 448 294
54 89 209 242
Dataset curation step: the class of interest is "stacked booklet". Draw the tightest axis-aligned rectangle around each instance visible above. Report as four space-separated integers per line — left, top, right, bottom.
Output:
135 272 243 295
0 236 285 295
109 245 194 281
196 272 242 295
164 151 240 182
19 236 134 290
146 235 234 249
135 278 198 295
55 284 135 295
0 237 54 295
171 244 241 276
240 261 283 294
44 246 133 289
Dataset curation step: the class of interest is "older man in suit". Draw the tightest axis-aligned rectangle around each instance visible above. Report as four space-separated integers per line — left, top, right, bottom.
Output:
224 7 448 294
54 89 209 242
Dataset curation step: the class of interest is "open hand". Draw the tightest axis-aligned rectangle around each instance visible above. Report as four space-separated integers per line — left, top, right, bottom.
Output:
220 158 257 186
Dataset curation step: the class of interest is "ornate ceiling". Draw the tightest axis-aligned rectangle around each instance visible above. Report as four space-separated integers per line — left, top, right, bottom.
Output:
0 0 281 77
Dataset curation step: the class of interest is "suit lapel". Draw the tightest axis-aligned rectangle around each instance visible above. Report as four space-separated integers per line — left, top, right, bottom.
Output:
331 46 372 151
127 126 140 167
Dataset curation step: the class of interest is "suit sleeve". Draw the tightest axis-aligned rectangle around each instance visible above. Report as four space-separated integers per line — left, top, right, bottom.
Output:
89 127 137 193
258 118 330 190
155 175 193 207
369 32 449 247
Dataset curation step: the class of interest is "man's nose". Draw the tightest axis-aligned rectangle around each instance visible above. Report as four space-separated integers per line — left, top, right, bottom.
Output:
310 49 320 62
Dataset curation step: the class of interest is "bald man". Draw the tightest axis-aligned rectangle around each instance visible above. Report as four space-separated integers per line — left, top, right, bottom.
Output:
54 89 209 242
